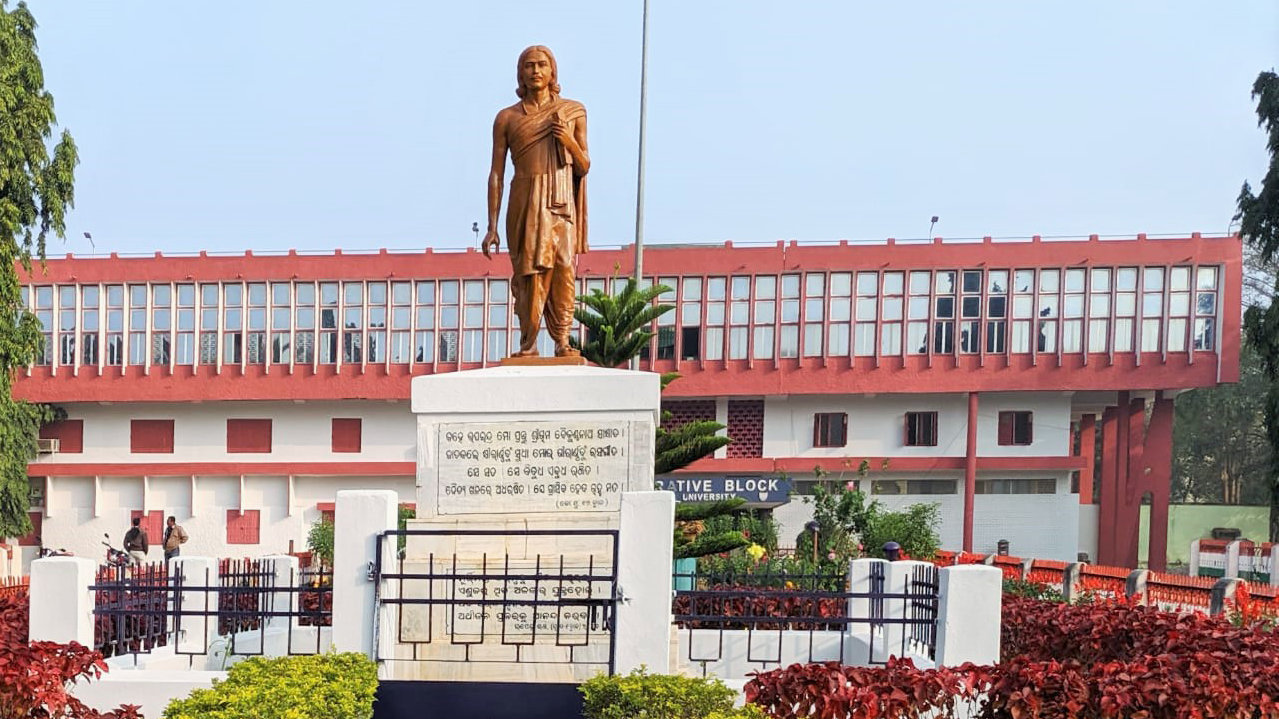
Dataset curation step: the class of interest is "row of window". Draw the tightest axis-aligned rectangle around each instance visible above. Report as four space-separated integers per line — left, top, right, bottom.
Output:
39 418 364 454
812 411 1033 448
21 263 1223 369
800 478 1058 495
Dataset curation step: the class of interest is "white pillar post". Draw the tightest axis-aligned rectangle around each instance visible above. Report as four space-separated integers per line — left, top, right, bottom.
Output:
263 555 300 631
1188 539 1200 576
934 564 1002 667
1226 540 1242 579
848 558 888 630
171 556 217 656
615 490 675 675
332 490 398 658
29 557 96 645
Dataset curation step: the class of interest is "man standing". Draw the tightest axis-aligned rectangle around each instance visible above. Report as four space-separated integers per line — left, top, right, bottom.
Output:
481 45 589 358
123 517 148 566
163 516 188 560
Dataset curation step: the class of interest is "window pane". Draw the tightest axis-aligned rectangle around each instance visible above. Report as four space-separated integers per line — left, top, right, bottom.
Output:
755 275 776 300
1143 267 1164 291
804 323 823 356
780 325 799 357
752 326 774 359
1039 269 1059 293
1090 268 1111 292
987 270 1008 293
1196 293 1216 316
828 323 849 355
879 323 901 355
781 275 800 298
806 273 825 296
857 272 878 296
882 272 903 295
1170 266 1190 292
934 271 955 294
909 271 930 294
831 273 852 297
731 276 750 300
1064 269 1086 293
1014 270 1034 293
682 277 703 301
1197 266 1218 290
962 271 982 293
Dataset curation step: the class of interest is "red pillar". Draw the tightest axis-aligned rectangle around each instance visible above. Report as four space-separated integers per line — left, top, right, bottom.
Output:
1144 392 1174 572
1118 397 1147 568
1098 405 1119 565
962 391 978 553
1078 414 1096 505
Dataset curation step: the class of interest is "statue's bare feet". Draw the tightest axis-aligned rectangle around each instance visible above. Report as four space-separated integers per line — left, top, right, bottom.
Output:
554 344 581 358
512 348 540 358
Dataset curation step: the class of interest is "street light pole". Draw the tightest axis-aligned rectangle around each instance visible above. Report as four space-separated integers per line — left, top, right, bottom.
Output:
630 0 650 371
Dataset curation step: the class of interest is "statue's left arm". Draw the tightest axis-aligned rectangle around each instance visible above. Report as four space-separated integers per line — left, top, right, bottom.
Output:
553 112 589 176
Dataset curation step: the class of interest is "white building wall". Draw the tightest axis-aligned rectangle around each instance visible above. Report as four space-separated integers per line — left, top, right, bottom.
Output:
763 392 1071 459
32 401 416 465
38 474 415 563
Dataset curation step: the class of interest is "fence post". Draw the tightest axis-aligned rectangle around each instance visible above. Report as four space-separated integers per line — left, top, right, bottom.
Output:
1125 569 1150 605
1062 562 1084 603
263 555 300 631
616 490 675 675
1225 540 1242 579
935 564 1002 667
332 490 398 658
1020 557 1034 579
1210 577 1242 616
1188 539 1200 576
28 557 95 645
848 558 888 623
170 556 217 656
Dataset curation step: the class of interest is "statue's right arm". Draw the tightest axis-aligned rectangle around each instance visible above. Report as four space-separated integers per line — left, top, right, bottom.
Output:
485 113 507 242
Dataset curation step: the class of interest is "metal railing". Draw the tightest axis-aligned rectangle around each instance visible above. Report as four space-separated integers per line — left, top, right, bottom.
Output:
672 561 939 668
373 529 620 674
91 563 174 658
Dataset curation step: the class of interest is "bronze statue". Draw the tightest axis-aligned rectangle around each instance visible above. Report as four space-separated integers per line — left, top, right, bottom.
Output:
481 45 589 358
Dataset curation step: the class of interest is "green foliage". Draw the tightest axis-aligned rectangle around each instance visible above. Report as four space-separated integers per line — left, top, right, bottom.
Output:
579 668 738 719
1172 341 1272 504
572 278 674 368
860 503 941 561
703 508 778 552
673 499 750 560
1238 70 1279 541
0 1 78 539
162 653 377 719
398 505 414 552
656 414 731 475
796 473 940 565
306 518 334 567
1002 578 1065 603
696 553 842 590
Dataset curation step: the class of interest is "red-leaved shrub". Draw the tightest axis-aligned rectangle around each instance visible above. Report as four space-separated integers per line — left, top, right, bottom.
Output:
0 593 140 719
747 595 1279 719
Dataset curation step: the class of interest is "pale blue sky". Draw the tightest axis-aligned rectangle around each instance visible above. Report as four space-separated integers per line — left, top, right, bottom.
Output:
21 1 1279 255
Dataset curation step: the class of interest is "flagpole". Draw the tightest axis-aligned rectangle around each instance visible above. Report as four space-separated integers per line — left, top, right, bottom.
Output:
630 0 650 371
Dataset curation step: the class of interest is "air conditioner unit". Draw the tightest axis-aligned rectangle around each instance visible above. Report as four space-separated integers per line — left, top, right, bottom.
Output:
36 438 59 455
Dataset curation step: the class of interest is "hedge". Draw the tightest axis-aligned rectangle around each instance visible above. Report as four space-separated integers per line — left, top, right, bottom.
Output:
163 653 377 719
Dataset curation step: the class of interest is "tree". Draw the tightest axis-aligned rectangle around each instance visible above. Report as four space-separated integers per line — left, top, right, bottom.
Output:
1237 70 1279 541
0 1 78 539
1172 342 1272 504
573 277 737 556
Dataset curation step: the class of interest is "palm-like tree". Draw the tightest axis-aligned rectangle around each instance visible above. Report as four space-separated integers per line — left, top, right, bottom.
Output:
571 277 673 368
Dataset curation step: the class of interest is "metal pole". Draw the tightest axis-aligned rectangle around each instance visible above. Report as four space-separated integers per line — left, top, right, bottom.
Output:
630 0 650 371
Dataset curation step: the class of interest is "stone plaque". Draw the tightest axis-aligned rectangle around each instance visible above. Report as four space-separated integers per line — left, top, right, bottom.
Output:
436 420 633 514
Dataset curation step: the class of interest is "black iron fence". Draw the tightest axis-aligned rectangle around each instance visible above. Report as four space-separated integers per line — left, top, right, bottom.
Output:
671 561 939 668
91 563 174 658
89 558 334 658
373 529 620 674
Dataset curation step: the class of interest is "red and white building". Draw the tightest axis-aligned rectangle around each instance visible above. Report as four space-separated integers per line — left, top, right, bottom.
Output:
12 234 1240 570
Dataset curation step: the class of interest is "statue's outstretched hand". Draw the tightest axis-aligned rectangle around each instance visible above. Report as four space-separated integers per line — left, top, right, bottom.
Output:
481 230 501 259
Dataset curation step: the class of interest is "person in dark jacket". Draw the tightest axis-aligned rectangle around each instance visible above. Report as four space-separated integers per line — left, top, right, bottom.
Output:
123 517 149 566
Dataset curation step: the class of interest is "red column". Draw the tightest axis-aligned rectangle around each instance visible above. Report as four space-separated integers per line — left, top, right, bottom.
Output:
1118 397 1147 568
1144 393 1175 572
962 391 979 552
1098 405 1119 565
1078 414 1096 505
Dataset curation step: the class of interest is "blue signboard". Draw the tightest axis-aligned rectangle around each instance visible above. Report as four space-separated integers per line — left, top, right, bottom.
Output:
655 476 792 504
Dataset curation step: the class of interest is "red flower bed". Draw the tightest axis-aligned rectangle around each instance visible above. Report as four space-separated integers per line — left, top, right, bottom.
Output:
0 593 140 718
747 595 1279 719
673 586 848 631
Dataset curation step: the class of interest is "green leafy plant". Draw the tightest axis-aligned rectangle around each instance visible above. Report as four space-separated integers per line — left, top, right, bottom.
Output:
398 504 415 552
306 518 334 567
796 464 940 565
571 278 674 368
860 502 941 561
674 499 750 559
1002 578 1065 603
163 653 377 719
580 668 739 719
0 0 79 539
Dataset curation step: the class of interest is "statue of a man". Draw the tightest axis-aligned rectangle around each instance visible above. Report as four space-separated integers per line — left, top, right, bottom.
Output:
481 45 589 358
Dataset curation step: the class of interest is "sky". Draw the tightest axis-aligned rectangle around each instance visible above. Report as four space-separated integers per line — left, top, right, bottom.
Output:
18 1 1279 256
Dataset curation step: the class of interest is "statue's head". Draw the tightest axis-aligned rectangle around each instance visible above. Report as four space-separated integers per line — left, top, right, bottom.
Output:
516 45 560 99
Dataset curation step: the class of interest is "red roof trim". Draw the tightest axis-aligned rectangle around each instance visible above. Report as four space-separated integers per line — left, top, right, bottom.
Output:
26 461 415 477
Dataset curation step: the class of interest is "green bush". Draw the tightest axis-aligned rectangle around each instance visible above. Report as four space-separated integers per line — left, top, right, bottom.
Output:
580 668 741 719
1003 578 1065 602
306 517 334 567
163 653 377 719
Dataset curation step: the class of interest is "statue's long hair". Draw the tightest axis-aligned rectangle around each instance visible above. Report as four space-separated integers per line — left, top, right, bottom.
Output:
515 45 560 99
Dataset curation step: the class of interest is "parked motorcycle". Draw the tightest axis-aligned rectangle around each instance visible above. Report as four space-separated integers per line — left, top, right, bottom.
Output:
37 538 72 558
101 533 130 568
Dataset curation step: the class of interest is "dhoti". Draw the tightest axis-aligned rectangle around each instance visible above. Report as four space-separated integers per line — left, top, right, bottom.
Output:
507 173 577 354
